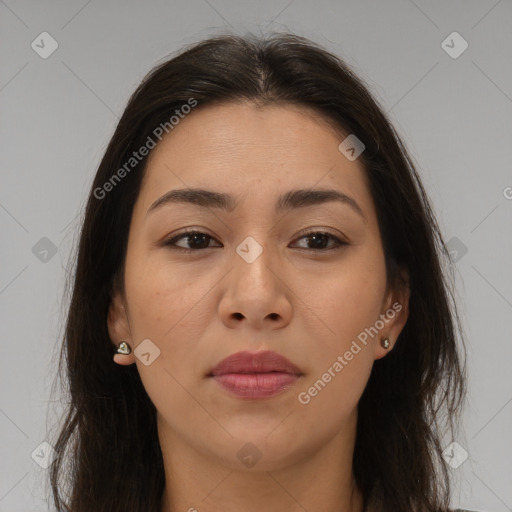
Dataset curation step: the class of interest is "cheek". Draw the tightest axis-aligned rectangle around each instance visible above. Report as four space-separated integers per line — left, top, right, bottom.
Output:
124 248 213 339
293 348 373 449
304 250 387 349
123 259 210 419
123 252 217 394
294 247 386 408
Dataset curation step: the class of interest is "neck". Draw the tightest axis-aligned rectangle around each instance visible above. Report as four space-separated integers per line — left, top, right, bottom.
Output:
159 411 364 512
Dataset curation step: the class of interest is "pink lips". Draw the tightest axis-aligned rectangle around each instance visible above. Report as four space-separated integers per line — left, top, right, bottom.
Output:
209 350 302 399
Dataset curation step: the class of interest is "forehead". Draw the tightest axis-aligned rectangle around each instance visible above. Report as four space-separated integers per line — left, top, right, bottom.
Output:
139 101 372 211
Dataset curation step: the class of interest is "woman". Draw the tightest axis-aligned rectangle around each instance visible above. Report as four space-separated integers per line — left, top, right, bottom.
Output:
48 33 467 511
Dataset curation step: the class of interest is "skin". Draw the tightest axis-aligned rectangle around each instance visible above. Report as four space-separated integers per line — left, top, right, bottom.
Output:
108 101 409 512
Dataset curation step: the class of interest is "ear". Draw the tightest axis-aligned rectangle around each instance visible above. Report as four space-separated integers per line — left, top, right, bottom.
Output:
108 288 136 366
374 267 410 360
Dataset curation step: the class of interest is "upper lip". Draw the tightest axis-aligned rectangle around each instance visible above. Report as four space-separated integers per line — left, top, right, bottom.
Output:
209 350 302 376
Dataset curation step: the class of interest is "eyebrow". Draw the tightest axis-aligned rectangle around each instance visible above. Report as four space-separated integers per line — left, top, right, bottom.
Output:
146 187 366 220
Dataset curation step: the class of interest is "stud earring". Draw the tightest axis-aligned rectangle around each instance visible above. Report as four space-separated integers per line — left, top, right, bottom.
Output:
116 341 132 355
381 337 390 349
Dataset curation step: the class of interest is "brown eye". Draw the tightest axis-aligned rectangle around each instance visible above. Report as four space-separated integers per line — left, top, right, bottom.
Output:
163 231 221 252
291 231 347 251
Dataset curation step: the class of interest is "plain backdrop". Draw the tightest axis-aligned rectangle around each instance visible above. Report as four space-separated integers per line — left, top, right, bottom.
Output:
1 1 511 511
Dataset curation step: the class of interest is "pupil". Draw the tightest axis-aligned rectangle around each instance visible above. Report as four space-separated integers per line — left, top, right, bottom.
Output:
191 234 208 248
310 234 327 248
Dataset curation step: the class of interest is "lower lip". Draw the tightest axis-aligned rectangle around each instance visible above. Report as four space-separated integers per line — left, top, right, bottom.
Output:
211 372 300 399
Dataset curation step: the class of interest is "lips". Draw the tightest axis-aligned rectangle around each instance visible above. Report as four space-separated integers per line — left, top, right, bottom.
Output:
208 350 303 399
209 350 302 377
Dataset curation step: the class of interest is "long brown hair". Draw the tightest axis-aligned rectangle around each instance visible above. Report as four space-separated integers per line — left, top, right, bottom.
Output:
48 32 467 512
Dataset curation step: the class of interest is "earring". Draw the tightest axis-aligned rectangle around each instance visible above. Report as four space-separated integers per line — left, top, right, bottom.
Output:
381 337 390 349
116 341 132 355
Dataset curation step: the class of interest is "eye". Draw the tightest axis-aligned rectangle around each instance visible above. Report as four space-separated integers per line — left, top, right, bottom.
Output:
163 230 221 252
291 230 347 251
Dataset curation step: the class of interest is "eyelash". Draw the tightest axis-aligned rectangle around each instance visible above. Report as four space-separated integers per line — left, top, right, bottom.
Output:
162 230 348 253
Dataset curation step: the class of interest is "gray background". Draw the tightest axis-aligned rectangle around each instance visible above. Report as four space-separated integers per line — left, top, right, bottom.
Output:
1 1 511 510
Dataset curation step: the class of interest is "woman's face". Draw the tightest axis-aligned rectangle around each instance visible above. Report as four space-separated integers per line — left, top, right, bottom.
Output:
108 101 408 470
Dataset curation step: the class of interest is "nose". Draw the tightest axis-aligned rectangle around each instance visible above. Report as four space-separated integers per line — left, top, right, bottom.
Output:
218 240 292 332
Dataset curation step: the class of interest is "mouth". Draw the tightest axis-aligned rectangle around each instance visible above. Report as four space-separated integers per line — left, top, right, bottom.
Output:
208 350 303 399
